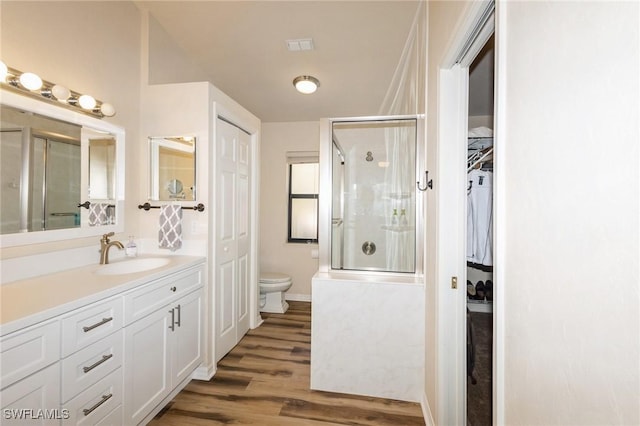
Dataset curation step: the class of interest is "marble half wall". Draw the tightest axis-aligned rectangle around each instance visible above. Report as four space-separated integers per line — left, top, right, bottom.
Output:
310 272 424 401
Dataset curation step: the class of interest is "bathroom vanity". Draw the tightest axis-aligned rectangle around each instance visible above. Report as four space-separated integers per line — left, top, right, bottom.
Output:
0 255 205 425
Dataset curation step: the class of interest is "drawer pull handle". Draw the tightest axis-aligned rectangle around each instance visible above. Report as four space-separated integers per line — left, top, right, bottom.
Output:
169 308 175 331
170 286 177 292
82 317 114 333
83 393 113 416
83 354 113 373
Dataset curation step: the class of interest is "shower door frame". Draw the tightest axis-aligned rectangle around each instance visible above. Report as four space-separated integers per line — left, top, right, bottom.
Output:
318 114 425 276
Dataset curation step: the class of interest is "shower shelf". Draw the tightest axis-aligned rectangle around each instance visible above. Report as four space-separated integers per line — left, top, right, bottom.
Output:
381 225 415 232
383 192 412 199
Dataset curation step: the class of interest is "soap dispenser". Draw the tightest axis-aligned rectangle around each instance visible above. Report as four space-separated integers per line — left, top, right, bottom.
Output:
391 208 399 226
400 208 408 226
125 236 138 257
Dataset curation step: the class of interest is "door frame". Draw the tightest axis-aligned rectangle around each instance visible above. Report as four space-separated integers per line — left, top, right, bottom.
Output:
433 0 503 424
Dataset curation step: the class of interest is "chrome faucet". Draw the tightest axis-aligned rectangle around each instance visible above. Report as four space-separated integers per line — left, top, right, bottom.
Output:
99 232 124 265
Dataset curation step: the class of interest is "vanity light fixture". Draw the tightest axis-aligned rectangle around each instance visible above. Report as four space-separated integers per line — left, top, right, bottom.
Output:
0 61 116 118
293 75 320 94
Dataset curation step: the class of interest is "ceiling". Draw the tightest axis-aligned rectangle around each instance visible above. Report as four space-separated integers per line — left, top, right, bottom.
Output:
140 1 494 123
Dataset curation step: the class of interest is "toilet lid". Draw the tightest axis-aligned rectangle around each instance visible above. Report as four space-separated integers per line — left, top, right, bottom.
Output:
260 272 292 284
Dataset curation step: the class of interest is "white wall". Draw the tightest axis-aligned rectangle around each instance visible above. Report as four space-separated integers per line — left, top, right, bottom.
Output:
425 3 472 423
427 1 640 424
0 1 142 261
260 122 319 298
499 2 639 424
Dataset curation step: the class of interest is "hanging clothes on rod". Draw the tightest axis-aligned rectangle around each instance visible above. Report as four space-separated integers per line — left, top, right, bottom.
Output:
468 146 494 173
467 134 493 267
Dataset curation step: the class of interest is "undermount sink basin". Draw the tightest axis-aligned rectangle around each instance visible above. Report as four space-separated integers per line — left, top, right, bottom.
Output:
95 257 171 275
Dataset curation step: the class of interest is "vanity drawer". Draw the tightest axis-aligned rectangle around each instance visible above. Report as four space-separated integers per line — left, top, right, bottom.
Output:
63 367 123 426
61 330 124 402
124 266 202 325
61 296 123 357
0 319 60 390
0 362 61 425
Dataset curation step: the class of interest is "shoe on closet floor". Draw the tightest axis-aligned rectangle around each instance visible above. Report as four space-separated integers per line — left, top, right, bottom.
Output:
484 279 493 301
475 281 485 300
467 280 476 299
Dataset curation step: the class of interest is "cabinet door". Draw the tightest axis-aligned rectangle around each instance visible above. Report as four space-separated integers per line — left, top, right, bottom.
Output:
170 290 202 386
0 363 61 426
123 307 170 426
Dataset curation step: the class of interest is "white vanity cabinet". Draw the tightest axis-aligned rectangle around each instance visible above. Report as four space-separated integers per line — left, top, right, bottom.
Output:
0 256 205 426
123 266 203 425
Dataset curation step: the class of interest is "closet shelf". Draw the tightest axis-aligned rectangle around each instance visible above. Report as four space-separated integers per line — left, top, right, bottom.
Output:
467 299 493 313
382 192 412 200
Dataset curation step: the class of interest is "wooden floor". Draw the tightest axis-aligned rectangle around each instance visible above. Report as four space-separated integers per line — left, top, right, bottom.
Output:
150 301 425 426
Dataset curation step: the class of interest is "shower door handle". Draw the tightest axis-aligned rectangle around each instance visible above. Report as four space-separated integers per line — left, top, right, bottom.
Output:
417 171 433 191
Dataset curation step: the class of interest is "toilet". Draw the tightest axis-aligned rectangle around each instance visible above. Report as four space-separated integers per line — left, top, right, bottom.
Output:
259 272 292 313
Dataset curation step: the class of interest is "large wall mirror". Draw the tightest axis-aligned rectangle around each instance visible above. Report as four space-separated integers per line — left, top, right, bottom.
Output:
149 136 196 201
0 89 125 248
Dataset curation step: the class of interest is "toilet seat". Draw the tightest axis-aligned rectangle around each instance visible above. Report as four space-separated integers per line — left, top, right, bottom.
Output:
260 272 291 284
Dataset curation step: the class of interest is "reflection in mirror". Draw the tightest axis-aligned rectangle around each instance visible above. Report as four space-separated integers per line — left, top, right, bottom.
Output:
149 136 196 201
0 89 125 248
1 105 82 234
88 134 116 200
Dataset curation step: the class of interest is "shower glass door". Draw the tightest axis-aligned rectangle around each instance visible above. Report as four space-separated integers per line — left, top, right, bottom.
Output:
331 118 416 273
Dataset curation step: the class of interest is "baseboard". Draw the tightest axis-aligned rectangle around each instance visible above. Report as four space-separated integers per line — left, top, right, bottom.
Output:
285 293 311 302
421 392 435 426
192 364 216 381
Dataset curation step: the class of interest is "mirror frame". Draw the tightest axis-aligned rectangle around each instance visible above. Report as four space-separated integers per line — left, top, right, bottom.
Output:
0 89 125 248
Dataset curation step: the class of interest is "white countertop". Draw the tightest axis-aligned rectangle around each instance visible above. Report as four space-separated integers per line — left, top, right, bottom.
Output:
0 255 206 336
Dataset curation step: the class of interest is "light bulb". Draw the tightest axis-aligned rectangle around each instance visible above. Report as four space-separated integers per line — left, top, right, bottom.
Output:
19 72 43 90
0 61 7 82
51 84 70 101
99 102 115 117
293 75 320 94
78 94 96 110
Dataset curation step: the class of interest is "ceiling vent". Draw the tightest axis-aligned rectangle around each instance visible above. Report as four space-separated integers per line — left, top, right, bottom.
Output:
286 38 314 52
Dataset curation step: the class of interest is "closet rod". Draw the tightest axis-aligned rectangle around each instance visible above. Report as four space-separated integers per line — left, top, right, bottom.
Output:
467 147 494 172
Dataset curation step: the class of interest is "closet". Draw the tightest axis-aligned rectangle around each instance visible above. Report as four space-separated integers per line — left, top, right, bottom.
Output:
466 35 494 426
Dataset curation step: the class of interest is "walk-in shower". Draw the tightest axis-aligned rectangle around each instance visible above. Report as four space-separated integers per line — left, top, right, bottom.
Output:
326 116 422 274
312 115 425 401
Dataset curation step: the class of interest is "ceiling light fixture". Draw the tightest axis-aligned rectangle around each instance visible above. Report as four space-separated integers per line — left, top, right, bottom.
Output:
293 75 320 94
0 62 115 118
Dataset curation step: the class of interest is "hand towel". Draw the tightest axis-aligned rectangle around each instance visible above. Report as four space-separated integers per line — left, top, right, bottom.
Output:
88 203 109 226
158 205 182 251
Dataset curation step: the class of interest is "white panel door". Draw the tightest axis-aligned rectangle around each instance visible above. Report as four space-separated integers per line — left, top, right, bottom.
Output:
215 118 252 362
216 119 238 361
236 129 251 337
